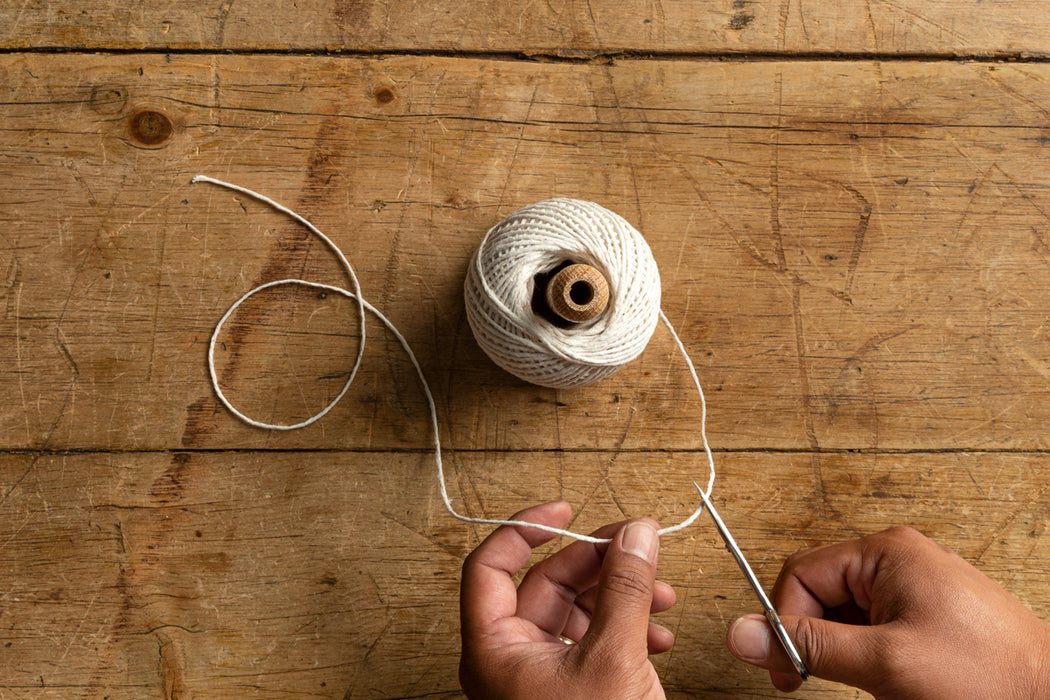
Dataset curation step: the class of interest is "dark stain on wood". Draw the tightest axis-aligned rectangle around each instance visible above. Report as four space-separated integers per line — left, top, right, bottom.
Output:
728 12 755 30
150 453 192 503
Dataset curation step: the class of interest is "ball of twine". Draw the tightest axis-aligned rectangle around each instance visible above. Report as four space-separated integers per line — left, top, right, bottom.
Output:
464 199 662 388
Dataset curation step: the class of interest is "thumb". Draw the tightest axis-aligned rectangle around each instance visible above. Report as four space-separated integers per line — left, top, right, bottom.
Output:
727 613 894 693
581 520 661 659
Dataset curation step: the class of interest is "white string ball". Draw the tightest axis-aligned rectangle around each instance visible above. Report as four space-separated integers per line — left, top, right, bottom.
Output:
464 198 662 388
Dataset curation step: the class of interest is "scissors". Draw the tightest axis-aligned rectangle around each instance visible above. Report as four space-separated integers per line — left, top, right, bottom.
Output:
698 488 809 680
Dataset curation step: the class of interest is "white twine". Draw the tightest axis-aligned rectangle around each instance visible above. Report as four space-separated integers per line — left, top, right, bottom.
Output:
194 175 366 431
464 199 662 388
194 177 713 544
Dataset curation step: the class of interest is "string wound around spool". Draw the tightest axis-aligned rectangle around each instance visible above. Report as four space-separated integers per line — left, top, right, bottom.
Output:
466 198 662 388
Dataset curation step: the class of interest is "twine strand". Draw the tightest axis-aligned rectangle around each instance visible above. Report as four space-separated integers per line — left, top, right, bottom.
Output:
194 177 711 543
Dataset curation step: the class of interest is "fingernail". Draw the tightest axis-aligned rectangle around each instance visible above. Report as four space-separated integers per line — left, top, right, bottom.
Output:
620 521 659 564
730 615 772 663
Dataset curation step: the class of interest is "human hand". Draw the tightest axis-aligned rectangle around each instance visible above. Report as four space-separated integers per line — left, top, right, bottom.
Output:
459 501 675 700
725 526 1050 698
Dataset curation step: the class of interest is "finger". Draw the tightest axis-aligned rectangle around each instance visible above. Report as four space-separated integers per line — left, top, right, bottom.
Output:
559 600 675 655
514 520 624 635
653 580 677 613
460 501 573 640
579 519 661 661
773 528 940 620
647 621 675 655
726 614 803 692
560 601 594 642
726 612 895 692
772 539 880 619
573 579 676 617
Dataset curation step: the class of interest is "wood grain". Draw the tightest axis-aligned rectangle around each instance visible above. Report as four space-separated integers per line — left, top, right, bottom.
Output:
3 20 1050 698
6 0 1050 56
4 55 1050 453
1 451 1046 697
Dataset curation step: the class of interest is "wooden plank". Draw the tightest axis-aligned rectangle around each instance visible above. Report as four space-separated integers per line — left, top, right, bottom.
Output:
6 0 1050 56
0 451 1046 697
5 55 1050 453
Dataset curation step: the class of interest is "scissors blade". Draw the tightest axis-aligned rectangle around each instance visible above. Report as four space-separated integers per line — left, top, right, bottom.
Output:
699 489 809 680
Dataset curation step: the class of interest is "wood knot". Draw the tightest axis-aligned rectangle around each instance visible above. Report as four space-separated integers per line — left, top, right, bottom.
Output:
128 110 173 147
89 86 128 116
372 86 396 105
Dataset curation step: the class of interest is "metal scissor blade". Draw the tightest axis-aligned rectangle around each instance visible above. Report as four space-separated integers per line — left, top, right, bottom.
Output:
698 488 809 680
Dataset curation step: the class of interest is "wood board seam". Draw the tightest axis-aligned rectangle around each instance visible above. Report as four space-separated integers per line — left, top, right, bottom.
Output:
1 448 1049 456
3 47 1050 64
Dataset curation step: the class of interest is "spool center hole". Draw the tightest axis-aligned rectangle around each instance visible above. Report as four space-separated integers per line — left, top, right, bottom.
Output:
569 281 594 306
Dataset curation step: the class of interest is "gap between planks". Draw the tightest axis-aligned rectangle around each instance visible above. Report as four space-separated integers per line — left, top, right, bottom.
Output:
3 47 1050 64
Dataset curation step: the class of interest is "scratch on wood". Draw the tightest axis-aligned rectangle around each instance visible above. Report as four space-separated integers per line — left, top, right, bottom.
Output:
56 587 103 664
66 158 102 222
982 68 1050 119
342 618 395 699
863 0 879 50
794 0 811 45
880 0 971 44
495 83 539 213
146 225 170 383
83 566 135 693
948 401 1018 446
966 468 985 497
848 326 920 364
973 482 1050 564
951 164 993 242
210 56 222 132
215 0 236 49
992 162 1050 232
840 183 873 303
2 253 19 319
381 510 462 560
771 68 824 510
600 64 645 224
155 629 186 700
583 0 601 44
776 0 790 51
601 407 637 519
1016 347 1050 386
0 514 30 555
672 212 695 281
14 281 30 443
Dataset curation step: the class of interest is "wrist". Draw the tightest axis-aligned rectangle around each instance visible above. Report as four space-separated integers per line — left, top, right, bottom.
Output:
1025 621 1050 699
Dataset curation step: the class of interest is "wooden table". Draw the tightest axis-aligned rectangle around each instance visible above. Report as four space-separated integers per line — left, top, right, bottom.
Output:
3 2 1050 697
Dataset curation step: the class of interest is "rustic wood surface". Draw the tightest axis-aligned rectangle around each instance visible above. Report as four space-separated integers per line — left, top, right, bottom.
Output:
8 0 1050 55
3 4 1050 698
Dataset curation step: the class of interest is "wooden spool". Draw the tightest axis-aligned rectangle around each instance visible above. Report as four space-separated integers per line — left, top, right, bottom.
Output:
544 263 610 324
